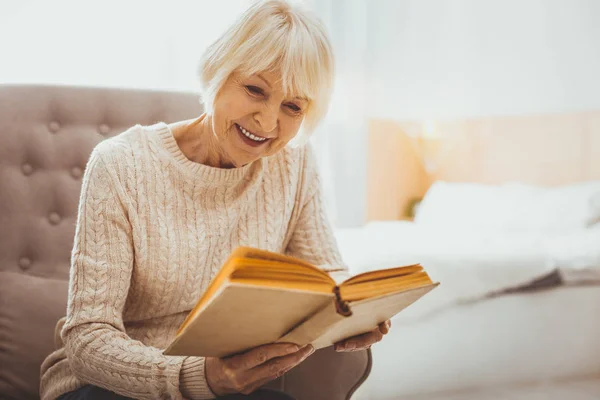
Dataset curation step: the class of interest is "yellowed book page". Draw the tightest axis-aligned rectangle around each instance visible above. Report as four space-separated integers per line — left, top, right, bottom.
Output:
229 277 333 293
234 247 327 272
339 272 433 302
341 264 423 285
231 261 331 280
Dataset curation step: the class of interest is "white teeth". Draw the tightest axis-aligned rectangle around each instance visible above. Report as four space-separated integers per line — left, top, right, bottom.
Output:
238 124 267 142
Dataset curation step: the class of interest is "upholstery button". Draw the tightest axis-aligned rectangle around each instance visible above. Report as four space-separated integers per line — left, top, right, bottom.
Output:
98 124 110 135
71 166 83 179
22 163 34 175
19 257 32 270
49 212 61 225
49 121 60 133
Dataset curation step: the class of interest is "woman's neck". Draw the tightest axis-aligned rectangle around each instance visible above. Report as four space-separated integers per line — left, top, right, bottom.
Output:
170 114 235 169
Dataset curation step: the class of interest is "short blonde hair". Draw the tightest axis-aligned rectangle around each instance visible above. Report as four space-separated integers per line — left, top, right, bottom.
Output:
198 0 335 141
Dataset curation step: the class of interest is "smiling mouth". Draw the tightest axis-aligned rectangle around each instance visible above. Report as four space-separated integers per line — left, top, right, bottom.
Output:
235 123 269 142
234 123 273 148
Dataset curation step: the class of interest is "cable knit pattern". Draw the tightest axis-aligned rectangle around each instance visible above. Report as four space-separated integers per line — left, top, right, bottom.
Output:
39 122 347 400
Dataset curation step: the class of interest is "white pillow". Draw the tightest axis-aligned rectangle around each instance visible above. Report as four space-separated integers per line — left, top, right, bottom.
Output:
414 181 600 232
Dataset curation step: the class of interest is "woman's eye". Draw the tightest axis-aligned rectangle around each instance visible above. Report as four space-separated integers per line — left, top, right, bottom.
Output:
285 103 301 113
246 85 264 96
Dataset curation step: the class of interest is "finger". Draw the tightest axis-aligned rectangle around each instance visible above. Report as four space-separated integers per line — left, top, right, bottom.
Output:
338 329 383 351
353 330 383 349
334 340 349 352
334 335 360 351
379 320 392 335
250 344 314 383
335 321 391 351
229 342 300 371
336 329 381 351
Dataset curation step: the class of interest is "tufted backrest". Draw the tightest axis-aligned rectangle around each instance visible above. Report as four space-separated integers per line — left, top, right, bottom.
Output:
0 84 201 399
0 84 201 279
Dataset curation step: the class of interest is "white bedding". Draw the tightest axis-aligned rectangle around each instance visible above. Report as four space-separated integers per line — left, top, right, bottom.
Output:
354 285 600 399
335 221 600 321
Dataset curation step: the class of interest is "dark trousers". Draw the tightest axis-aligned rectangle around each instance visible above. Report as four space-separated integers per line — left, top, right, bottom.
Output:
57 384 295 400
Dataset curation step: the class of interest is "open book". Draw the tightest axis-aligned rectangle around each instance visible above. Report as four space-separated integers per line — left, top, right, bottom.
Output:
163 247 438 358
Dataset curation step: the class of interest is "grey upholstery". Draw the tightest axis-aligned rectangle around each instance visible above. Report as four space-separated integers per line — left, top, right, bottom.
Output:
0 84 371 400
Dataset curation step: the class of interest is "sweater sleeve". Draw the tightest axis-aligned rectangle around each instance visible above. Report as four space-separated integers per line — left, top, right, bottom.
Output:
285 145 350 283
61 146 215 400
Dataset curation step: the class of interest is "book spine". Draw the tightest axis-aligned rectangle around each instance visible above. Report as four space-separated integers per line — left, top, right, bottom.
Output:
333 286 353 317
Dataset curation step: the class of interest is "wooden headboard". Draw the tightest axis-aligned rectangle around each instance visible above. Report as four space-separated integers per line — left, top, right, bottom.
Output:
367 110 600 221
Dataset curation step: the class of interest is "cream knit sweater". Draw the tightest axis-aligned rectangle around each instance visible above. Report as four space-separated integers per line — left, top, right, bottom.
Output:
39 122 347 400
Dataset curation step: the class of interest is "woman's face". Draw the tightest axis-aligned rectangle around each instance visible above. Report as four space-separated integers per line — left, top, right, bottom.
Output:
210 70 308 167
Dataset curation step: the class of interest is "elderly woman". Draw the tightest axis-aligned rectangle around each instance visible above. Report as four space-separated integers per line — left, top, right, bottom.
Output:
39 1 390 399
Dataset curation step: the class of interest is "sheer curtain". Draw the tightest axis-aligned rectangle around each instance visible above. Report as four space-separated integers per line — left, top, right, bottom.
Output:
310 0 370 228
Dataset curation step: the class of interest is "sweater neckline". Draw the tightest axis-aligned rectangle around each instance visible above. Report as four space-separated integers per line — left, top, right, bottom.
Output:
152 121 259 184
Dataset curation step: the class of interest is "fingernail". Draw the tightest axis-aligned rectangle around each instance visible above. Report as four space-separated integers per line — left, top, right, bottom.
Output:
287 344 300 353
386 320 391 329
346 342 355 350
304 344 315 355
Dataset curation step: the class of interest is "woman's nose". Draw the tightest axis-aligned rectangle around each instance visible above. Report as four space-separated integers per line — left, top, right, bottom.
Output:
254 105 278 133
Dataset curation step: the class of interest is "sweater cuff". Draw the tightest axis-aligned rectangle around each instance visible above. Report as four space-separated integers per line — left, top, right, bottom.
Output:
180 357 216 400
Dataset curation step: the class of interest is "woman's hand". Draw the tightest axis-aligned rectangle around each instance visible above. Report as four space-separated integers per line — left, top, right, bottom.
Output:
206 343 315 396
334 319 391 352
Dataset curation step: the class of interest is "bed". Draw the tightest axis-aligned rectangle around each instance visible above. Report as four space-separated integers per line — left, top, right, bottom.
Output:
346 111 600 400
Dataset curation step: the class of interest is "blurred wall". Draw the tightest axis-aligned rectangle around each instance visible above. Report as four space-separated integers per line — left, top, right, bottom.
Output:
367 0 600 120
